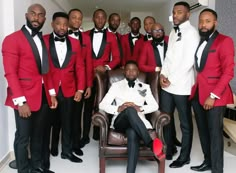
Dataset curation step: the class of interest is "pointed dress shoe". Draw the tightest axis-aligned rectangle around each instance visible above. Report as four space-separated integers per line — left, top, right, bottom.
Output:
191 162 211 172
73 148 84 156
169 158 190 168
152 138 165 160
61 153 83 163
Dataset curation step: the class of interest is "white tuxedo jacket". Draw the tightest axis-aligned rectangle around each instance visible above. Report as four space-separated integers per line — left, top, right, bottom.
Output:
99 79 159 129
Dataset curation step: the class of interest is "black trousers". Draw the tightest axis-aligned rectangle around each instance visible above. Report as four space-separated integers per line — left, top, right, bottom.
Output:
14 86 49 173
72 99 83 151
160 90 193 161
191 95 225 173
82 82 99 140
114 107 152 173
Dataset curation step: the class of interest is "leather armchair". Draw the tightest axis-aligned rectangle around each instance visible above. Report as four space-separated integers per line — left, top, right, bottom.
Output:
92 68 170 173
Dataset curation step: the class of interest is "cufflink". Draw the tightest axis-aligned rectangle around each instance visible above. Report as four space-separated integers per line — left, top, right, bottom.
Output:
18 101 26 106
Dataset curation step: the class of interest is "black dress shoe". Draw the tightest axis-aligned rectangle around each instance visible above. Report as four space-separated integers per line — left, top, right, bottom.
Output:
50 148 58 157
61 153 83 163
9 160 17 169
169 159 190 168
30 168 44 173
73 148 83 156
174 138 182 147
43 160 50 170
191 162 211 172
79 138 90 148
44 169 55 173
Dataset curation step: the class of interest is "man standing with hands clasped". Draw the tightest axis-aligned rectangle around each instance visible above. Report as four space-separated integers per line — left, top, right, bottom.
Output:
2 3 57 173
160 1 199 168
190 9 234 173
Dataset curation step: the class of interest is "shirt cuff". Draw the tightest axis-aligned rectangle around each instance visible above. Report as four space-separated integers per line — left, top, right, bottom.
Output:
12 96 26 106
49 89 56 96
77 90 84 93
155 67 161 72
105 65 111 70
210 92 220 99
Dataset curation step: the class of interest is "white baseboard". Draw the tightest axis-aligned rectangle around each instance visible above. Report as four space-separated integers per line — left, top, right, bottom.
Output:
0 151 14 171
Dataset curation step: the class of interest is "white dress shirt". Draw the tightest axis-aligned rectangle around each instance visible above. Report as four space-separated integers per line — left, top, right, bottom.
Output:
99 79 159 129
53 33 67 67
161 20 200 95
93 28 104 56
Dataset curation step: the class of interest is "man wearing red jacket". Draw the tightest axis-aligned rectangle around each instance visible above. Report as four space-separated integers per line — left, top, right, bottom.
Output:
43 12 85 163
2 3 57 173
190 9 234 173
83 8 120 142
139 22 168 73
133 16 156 63
121 17 143 66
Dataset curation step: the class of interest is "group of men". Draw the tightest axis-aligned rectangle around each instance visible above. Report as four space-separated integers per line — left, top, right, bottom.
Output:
1 1 234 173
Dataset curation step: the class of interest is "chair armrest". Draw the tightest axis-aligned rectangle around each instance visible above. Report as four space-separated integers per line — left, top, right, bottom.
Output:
92 110 110 146
150 111 170 153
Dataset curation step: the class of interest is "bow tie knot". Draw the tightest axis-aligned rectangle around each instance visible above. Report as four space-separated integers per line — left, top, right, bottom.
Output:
68 30 79 36
94 30 104 33
154 41 163 46
173 26 180 33
54 37 65 42
31 31 42 38
128 80 135 88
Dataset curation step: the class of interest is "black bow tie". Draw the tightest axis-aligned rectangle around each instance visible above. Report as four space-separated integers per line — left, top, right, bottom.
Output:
128 81 135 88
31 31 42 38
173 26 180 33
147 34 152 39
94 30 104 33
54 37 65 42
155 42 163 46
68 30 79 36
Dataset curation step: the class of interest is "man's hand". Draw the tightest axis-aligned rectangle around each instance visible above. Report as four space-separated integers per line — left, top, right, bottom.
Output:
160 74 170 88
74 91 82 102
84 87 91 99
50 96 58 109
18 103 31 118
203 97 215 110
117 102 141 112
95 65 106 73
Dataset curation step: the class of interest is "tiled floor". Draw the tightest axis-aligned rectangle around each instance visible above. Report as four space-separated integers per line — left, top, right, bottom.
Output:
1 117 236 173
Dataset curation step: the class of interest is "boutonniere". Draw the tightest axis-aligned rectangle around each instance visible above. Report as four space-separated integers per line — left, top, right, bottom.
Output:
176 32 182 42
137 83 146 97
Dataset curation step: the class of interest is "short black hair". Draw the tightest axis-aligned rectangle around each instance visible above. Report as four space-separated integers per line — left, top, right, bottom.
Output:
125 60 139 68
130 17 141 24
200 8 218 20
93 9 107 18
108 13 120 21
68 8 83 17
174 1 190 11
52 12 69 21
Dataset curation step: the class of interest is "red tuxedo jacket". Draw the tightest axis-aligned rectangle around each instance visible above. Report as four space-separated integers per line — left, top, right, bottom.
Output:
189 32 234 106
2 26 54 111
75 32 94 88
139 36 169 72
43 34 85 98
121 33 144 66
84 29 120 69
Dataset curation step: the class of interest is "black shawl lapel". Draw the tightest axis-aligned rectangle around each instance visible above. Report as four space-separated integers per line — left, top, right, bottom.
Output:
21 26 42 74
195 31 219 72
151 41 162 67
49 33 60 68
78 31 83 46
61 36 72 68
90 29 107 59
116 33 123 59
164 41 168 58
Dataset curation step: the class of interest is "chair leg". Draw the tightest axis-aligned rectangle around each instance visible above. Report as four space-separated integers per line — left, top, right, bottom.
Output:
158 158 165 173
100 158 105 173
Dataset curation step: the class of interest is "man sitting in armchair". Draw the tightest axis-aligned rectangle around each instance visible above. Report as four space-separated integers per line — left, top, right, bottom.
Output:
99 60 163 173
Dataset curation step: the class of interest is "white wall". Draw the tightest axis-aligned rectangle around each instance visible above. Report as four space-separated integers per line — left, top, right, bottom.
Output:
0 0 72 163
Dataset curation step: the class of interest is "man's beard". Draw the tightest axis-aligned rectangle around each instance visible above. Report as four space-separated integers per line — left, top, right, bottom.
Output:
109 25 118 32
199 25 215 40
153 35 164 43
26 18 44 33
